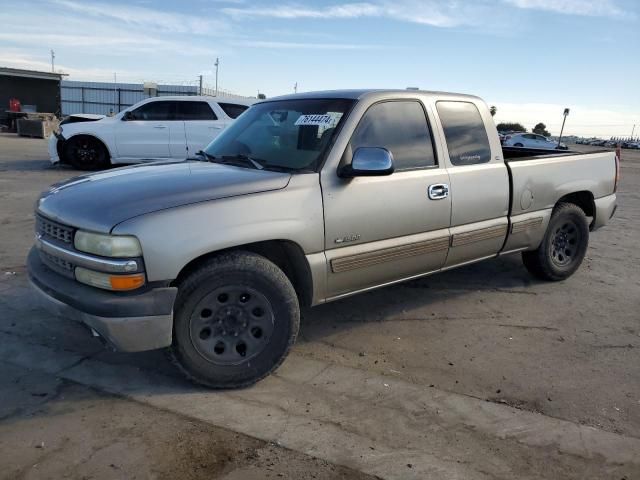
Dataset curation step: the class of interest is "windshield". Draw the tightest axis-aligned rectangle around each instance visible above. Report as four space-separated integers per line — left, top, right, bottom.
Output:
204 98 354 172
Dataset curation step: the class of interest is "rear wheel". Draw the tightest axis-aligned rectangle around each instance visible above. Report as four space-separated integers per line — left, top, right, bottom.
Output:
64 135 109 170
168 251 299 389
514 142 524 147
522 203 589 281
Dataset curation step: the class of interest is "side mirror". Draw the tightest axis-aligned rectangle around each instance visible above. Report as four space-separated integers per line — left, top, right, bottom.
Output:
338 147 394 178
121 111 133 121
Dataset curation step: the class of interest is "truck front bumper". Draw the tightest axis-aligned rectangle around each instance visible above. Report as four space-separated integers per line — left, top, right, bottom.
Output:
27 248 177 352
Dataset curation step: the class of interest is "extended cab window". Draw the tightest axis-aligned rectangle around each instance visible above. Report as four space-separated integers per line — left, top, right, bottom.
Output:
350 101 436 170
129 101 174 121
219 103 249 119
177 101 217 120
436 101 491 166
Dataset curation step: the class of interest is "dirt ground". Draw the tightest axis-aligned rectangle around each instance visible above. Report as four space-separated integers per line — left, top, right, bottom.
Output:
1 132 639 479
0 363 374 480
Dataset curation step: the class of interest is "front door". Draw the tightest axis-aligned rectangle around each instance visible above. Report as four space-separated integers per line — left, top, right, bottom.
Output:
321 100 451 298
115 100 178 160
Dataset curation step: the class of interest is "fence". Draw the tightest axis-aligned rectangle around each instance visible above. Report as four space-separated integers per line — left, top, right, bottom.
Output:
61 80 253 116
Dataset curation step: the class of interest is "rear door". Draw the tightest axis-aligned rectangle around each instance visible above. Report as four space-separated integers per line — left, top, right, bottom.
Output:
434 100 509 268
180 101 223 156
322 99 451 298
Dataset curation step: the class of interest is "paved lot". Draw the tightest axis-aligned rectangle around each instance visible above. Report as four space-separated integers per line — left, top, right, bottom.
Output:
1 133 639 479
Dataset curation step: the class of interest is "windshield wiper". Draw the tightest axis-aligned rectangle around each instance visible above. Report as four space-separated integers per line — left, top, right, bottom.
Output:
195 150 216 162
220 154 264 170
197 151 264 170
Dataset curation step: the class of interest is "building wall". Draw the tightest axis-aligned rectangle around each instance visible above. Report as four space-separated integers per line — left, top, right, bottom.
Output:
61 81 254 116
0 76 61 116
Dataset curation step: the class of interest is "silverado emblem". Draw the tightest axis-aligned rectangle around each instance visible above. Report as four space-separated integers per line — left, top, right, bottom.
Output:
334 234 361 244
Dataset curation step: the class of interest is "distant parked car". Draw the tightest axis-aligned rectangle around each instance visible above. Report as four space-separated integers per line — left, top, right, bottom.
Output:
503 133 566 150
589 140 607 147
49 96 255 170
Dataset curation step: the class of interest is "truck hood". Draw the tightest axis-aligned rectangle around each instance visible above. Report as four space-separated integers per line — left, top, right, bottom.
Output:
37 161 291 232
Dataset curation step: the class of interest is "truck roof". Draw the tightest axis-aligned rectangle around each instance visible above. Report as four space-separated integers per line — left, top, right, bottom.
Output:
266 89 482 102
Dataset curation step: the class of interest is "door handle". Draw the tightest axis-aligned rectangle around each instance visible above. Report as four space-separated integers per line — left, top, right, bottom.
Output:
428 184 449 200
153 125 167 129
209 126 223 129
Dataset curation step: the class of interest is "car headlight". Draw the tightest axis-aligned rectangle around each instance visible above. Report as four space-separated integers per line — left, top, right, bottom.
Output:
74 231 142 258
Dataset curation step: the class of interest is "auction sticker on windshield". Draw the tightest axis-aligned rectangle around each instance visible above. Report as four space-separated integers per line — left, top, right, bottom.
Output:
295 114 335 126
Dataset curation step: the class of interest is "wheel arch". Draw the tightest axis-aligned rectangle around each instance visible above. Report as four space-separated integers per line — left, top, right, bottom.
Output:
171 239 314 308
555 190 595 228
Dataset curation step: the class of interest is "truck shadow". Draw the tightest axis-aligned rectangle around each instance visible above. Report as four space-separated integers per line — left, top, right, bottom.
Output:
298 253 540 343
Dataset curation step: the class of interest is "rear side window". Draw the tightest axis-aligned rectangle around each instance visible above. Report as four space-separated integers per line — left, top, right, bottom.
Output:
177 101 217 120
436 101 491 166
219 103 249 119
130 101 174 121
350 101 437 170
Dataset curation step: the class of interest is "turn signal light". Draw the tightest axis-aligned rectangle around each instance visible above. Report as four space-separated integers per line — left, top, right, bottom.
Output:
110 274 146 291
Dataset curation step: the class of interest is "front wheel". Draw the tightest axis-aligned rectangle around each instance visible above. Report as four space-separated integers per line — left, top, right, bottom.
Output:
63 135 110 170
522 202 589 281
168 251 300 389
514 142 524 147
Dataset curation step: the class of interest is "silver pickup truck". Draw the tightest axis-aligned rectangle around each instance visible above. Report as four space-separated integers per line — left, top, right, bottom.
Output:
28 89 618 388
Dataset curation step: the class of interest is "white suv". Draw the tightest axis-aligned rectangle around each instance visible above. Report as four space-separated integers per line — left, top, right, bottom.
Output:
49 96 254 169
503 133 565 150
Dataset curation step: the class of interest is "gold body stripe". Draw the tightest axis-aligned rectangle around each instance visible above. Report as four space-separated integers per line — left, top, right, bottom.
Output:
331 237 450 273
450 224 507 247
511 216 544 234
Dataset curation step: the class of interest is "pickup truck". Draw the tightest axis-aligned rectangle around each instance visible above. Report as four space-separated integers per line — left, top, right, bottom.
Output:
49 96 253 170
29 89 618 388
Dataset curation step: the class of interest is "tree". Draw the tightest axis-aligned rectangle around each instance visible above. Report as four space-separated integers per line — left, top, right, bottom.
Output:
532 122 551 137
257 93 267 99
489 105 497 117
496 122 526 133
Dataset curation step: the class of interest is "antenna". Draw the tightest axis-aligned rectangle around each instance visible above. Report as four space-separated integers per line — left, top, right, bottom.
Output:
50 49 55 72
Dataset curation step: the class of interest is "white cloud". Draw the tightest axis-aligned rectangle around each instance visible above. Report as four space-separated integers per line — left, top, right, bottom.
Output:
222 1 489 27
51 0 230 35
241 40 382 49
503 0 628 18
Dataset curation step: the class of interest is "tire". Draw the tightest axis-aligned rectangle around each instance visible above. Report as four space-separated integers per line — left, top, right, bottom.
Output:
168 251 300 389
514 142 524 147
63 135 110 170
522 202 589 281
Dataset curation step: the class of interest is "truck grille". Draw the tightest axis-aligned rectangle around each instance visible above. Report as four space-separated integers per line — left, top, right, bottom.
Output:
40 250 74 273
36 215 74 244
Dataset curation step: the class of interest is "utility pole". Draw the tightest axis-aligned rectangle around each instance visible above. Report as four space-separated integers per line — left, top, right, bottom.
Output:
50 49 55 73
557 108 570 148
214 58 219 96
632 124 636 140
294 82 298 94
198 75 203 95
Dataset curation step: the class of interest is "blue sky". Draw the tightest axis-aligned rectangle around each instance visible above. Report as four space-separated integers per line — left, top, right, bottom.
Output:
1 0 638 137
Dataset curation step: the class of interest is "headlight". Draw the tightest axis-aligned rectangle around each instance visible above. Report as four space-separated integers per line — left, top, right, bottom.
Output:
74 231 142 258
